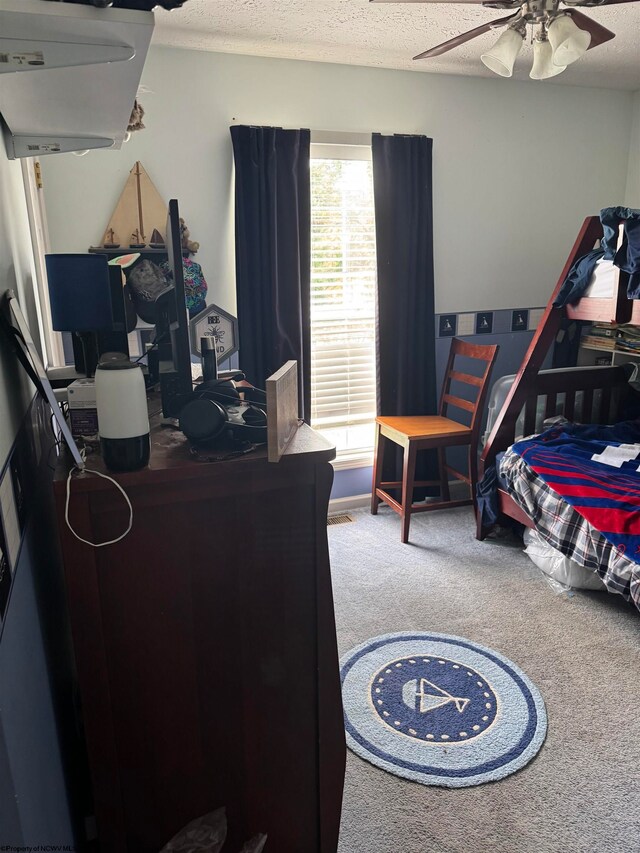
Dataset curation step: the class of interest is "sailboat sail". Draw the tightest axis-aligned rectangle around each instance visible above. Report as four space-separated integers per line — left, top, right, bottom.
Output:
100 161 168 249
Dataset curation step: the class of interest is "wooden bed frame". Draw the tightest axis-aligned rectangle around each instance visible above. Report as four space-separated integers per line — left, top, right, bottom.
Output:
477 215 635 539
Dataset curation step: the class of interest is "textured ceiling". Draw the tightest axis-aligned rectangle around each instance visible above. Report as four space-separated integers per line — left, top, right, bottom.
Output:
153 0 640 91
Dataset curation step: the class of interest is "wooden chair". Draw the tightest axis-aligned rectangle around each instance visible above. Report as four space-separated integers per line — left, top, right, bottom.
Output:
371 338 499 543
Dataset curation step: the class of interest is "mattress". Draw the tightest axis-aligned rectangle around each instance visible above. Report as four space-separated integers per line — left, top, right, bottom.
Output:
582 258 617 298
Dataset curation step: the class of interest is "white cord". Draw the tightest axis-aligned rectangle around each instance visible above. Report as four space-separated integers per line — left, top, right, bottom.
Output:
65 449 133 548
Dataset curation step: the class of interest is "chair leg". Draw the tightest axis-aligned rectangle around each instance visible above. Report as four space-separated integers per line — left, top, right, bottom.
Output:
468 444 478 509
371 424 385 515
438 447 450 503
401 442 417 544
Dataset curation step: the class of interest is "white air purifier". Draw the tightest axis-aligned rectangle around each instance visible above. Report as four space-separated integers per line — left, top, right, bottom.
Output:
95 354 150 472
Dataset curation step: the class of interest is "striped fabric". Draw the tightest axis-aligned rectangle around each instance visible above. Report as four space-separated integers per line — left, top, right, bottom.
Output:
511 422 640 563
501 443 640 612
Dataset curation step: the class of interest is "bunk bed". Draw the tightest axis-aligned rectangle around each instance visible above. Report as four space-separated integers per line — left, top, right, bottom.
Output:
478 213 640 611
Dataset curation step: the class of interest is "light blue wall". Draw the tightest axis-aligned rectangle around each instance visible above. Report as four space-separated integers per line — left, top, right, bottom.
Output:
626 91 640 207
42 46 633 318
332 465 373 501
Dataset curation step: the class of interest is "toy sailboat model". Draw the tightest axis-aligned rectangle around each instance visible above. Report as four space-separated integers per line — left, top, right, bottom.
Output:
97 161 168 252
149 228 165 249
103 227 120 249
129 228 146 249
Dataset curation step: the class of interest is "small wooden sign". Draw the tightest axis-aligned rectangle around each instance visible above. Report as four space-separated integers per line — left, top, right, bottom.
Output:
266 361 299 463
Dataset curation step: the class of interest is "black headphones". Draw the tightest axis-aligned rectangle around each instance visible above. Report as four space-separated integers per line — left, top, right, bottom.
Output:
178 379 268 447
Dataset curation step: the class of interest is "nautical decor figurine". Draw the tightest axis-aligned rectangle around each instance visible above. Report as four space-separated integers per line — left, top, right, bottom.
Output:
103 228 120 249
129 228 146 249
149 228 165 249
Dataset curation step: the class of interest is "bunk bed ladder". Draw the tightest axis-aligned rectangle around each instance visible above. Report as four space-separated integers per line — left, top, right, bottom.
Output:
479 215 603 475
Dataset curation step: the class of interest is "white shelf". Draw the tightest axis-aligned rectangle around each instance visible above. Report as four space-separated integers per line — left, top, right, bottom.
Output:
578 344 640 368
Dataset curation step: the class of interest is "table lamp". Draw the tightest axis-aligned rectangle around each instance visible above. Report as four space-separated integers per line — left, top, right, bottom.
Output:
45 254 114 377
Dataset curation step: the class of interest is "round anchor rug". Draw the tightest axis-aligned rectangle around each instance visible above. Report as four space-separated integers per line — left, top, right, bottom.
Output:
340 632 547 788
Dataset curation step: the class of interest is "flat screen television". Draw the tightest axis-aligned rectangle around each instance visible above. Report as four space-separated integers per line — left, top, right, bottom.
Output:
154 199 194 417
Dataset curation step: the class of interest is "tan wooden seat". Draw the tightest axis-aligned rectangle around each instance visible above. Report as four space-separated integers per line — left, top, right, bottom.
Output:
371 338 499 543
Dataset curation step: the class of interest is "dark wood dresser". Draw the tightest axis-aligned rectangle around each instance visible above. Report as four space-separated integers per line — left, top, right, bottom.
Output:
53 423 345 852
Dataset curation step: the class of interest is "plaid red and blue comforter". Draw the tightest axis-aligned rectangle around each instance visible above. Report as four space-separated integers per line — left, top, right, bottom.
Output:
501 420 640 611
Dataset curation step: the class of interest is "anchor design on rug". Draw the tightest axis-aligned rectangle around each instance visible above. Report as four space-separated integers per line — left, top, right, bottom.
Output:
403 678 470 714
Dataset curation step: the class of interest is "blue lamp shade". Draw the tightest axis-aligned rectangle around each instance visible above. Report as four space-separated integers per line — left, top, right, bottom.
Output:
45 254 114 332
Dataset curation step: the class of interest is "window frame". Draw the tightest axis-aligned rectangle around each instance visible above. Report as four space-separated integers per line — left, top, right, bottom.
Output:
20 158 65 368
309 133 377 470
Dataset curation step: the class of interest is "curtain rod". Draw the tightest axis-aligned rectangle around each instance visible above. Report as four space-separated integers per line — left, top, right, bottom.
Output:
229 123 427 143
229 121 372 147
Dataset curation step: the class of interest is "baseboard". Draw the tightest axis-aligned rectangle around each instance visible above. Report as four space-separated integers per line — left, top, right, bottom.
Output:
329 480 471 516
328 494 371 515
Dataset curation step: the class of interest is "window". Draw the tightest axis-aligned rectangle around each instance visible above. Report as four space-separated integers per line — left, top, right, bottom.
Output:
20 158 65 368
310 141 377 466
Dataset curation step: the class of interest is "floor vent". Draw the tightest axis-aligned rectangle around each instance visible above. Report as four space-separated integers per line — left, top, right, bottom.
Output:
327 513 354 526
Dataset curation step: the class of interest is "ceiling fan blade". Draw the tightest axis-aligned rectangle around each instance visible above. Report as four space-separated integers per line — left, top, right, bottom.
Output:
371 0 487 5
567 9 616 49
413 13 518 59
570 0 637 5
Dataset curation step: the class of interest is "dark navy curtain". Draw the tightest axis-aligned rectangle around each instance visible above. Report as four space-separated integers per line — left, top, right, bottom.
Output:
230 125 311 420
372 133 438 490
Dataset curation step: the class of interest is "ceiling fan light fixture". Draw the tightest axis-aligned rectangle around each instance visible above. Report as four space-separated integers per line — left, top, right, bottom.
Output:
548 14 591 67
480 27 524 78
530 37 567 80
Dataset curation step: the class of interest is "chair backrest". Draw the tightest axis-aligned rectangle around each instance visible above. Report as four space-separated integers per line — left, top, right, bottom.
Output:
438 338 499 437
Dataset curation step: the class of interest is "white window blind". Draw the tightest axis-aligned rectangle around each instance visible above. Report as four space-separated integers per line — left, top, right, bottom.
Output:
310 152 377 465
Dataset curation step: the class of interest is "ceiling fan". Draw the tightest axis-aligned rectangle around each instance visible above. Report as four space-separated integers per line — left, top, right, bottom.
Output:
370 0 632 80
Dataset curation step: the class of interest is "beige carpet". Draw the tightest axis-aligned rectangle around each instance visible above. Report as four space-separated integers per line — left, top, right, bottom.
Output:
328 506 640 853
